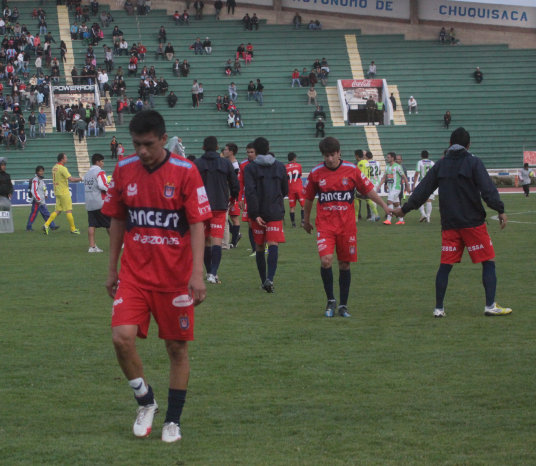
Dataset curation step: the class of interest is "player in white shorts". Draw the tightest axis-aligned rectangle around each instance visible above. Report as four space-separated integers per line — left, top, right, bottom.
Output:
379 152 410 225
414 150 435 223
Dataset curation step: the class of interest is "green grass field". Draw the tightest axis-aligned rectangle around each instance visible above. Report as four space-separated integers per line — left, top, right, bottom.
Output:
1 195 535 465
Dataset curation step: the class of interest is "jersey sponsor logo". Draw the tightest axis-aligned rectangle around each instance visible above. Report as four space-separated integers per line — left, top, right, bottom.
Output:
318 190 354 203
128 207 188 234
322 205 349 211
253 228 264 235
319 179 327 186
179 315 190 330
210 222 223 230
266 226 281 232
164 183 175 198
172 294 194 307
467 243 484 252
132 232 181 245
199 205 211 215
442 245 458 252
127 183 138 196
197 186 208 204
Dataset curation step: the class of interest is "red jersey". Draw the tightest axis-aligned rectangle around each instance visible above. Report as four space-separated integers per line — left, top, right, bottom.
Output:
286 162 303 194
239 159 250 220
102 152 212 292
304 161 373 231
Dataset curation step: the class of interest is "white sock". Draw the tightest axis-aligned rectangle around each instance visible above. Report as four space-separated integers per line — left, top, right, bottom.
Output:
387 204 393 221
425 202 432 218
128 377 148 397
419 205 426 218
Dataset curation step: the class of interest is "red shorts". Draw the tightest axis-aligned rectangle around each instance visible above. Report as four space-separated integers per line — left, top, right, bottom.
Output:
288 190 305 209
241 201 249 222
441 223 495 264
229 199 240 217
204 210 226 239
316 229 358 262
249 219 285 245
111 282 194 341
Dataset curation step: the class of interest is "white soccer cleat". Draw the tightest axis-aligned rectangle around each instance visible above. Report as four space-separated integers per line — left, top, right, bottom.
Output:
162 422 182 443
133 402 158 438
484 303 512 316
206 274 221 284
433 308 446 318
88 246 103 253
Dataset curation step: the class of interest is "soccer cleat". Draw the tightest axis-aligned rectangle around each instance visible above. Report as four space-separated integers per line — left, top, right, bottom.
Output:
325 299 337 318
395 220 405 225
433 308 446 318
249 251 256 257
484 303 512 316
50 225 60 230
383 220 391 225
133 401 158 438
71 228 81 235
419 217 427 223
338 305 351 318
291 222 296 228
232 233 242 248
88 246 104 253
262 279 274 293
43 225 50 235
161 422 182 443
207 274 221 284
426 217 431 223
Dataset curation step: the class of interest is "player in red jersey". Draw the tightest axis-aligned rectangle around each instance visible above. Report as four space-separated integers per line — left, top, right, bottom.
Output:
303 137 390 317
102 111 212 443
286 152 305 227
223 142 242 248
239 142 257 254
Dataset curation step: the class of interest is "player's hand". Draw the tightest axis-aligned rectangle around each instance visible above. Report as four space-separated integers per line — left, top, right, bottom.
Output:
105 271 119 298
392 207 403 217
255 216 266 227
498 213 507 230
188 273 206 306
239 200 245 210
302 220 314 234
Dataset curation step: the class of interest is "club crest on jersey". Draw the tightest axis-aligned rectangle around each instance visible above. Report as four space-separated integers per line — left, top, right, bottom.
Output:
179 315 190 330
127 183 138 197
349 246 356 255
163 183 175 198
342 177 349 186
319 179 326 187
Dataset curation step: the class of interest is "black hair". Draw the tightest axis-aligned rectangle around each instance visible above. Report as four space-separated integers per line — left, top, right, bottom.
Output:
365 151 373 159
287 152 297 162
225 143 238 155
450 127 470 148
36 165 44 172
91 153 105 165
203 136 218 152
129 110 166 138
319 137 340 155
57 152 66 162
421 150 429 159
253 137 269 155
354 149 364 159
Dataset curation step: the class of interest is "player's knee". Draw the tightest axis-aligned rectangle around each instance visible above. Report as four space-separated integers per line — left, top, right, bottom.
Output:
112 330 136 353
320 255 333 268
166 340 188 362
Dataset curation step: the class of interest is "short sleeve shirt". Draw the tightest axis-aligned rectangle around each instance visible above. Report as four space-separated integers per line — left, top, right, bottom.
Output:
102 152 212 291
416 159 435 179
385 163 405 191
285 162 303 194
305 161 373 232
52 163 71 196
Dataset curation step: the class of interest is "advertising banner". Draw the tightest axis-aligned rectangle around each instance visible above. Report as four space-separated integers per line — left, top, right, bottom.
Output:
11 182 85 206
281 0 410 19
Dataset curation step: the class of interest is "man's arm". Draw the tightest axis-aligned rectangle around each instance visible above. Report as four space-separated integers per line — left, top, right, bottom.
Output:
105 217 126 298
68 175 82 182
188 221 207 305
303 198 314 234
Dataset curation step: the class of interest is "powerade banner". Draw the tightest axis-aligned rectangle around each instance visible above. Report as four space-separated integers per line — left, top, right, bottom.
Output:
281 0 410 19
419 0 536 29
10 182 85 206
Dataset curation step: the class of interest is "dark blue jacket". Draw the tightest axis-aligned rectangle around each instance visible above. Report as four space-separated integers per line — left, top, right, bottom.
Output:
402 145 504 230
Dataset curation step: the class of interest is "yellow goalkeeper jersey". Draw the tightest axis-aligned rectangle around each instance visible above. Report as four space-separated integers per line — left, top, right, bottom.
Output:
52 163 71 196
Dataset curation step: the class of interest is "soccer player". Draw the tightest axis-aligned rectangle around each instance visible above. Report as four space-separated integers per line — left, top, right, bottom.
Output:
244 137 288 292
285 152 305 227
239 142 257 255
83 153 110 253
413 150 435 223
366 151 381 221
43 153 83 235
393 127 512 317
26 165 59 232
354 150 369 220
194 136 239 284
102 110 212 442
223 142 242 247
303 137 390 317
379 152 409 225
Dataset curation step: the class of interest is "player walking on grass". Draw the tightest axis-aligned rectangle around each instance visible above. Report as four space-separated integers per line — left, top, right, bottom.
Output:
223 142 242 247
194 136 239 284
380 152 409 225
413 150 435 223
393 127 512 317
244 137 288 293
43 153 82 235
102 110 212 442
303 137 391 317
285 152 305 227
239 143 258 255
26 165 59 231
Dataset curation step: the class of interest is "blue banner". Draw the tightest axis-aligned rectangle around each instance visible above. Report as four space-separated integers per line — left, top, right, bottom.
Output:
11 182 86 206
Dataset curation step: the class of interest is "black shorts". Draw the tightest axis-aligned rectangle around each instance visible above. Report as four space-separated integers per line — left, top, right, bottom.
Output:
88 209 111 228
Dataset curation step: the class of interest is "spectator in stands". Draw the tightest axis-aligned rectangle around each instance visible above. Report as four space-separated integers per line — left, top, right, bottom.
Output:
216 95 223 111
389 92 396 111
240 12 251 29
227 0 236 15
367 61 376 79
293 12 302 29
167 91 178 108
251 13 259 30
307 86 317 106
315 118 325 138
291 68 301 87
191 37 203 55
104 98 113 125
246 42 254 57
164 43 174 61
247 80 256 101
366 96 376 125
172 58 180 77
17 128 26 149
38 107 46 137
124 0 135 16
75 117 87 142
224 58 232 76
112 25 123 41
119 38 128 56
128 56 137 76
313 105 326 120
408 96 418 114
88 118 98 137
110 136 118 159
214 0 223 19
448 27 458 45
439 27 447 44
101 11 113 28
255 79 264 106
236 43 245 60
194 0 204 20
198 83 204 102
203 37 212 55
443 110 451 129
155 43 165 60
192 79 200 108
228 82 238 101
235 110 244 128
28 111 36 138
158 77 169 95
227 111 236 128
180 59 190 77
474 67 483 84
222 95 230 111
180 10 190 25
158 26 167 43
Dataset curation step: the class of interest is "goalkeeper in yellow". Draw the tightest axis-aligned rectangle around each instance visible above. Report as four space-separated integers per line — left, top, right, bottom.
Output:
355 150 380 222
43 153 83 235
